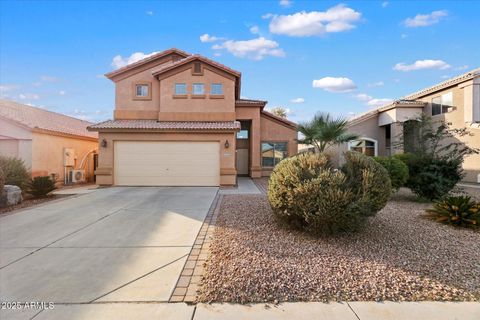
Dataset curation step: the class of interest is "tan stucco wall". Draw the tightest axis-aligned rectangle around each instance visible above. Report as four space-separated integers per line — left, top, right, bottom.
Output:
31 132 98 182
159 65 236 121
95 131 237 186
260 114 298 176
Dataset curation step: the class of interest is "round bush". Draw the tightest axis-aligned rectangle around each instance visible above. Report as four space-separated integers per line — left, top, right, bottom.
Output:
268 152 391 234
373 156 409 191
0 156 30 190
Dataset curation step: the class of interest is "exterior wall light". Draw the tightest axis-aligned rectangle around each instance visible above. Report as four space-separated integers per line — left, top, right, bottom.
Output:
101 139 107 148
224 139 230 148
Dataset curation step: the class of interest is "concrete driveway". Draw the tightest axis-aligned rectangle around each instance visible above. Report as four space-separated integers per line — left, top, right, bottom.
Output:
0 186 217 319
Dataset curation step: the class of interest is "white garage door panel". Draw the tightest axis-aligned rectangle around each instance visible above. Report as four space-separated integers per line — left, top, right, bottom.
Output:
114 141 220 186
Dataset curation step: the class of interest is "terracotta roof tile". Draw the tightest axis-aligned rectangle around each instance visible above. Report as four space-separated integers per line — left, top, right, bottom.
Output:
151 54 241 77
0 99 98 139
261 110 297 128
235 99 267 106
88 120 241 131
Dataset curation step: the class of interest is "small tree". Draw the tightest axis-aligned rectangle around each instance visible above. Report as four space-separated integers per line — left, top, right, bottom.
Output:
0 156 30 190
270 106 288 118
298 112 358 152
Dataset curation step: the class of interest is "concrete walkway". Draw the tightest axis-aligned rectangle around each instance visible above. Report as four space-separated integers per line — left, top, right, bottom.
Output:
3 301 478 319
219 177 261 195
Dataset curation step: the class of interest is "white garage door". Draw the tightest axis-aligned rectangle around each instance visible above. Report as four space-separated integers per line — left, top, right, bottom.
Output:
114 141 220 186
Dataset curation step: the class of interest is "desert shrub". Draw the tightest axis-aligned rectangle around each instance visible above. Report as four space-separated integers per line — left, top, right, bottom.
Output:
0 167 4 194
26 176 57 197
0 156 30 190
268 152 391 234
426 196 480 228
403 154 463 201
373 156 409 191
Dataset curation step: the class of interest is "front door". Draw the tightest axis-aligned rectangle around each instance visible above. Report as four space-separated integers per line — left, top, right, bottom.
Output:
236 121 250 176
236 149 249 175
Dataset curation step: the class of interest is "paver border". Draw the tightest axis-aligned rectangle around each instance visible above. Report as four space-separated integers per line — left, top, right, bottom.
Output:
169 192 223 303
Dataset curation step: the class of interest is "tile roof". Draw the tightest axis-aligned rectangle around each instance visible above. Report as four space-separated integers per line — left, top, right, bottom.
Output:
105 48 190 79
0 99 98 139
235 99 267 106
151 54 241 77
261 110 297 128
88 120 241 131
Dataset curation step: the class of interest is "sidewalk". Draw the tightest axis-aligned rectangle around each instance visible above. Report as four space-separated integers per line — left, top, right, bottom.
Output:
5 301 478 320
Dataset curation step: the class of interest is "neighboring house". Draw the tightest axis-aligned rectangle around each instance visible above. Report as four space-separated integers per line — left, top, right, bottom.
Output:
0 99 99 183
88 48 297 186
343 68 480 184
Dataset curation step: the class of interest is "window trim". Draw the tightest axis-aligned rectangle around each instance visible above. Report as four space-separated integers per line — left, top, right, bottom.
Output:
174 83 187 96
347 137 378 157
210 83 224 95
261 141 289 168
132 82 152 100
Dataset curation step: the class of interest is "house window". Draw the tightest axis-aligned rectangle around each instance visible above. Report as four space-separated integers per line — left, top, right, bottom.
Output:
237 130 248 139
432 92 453 116
135 84 149 97
192 83 205 95
175 83 187 95
348 138 377 157
193 62 202 74
211 83 223 95
261 142 287 167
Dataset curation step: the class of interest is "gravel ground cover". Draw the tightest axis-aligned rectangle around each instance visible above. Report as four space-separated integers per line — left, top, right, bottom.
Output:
199 188 480 303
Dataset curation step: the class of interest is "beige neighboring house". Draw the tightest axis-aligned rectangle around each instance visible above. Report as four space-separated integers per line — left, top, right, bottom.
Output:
0 99 99 183
341 68 480 184
88 48 297 186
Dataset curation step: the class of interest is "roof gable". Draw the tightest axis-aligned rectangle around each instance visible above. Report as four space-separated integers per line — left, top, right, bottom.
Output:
104 48 190 80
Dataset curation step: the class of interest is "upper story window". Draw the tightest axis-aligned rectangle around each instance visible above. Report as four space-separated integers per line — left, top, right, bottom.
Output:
211 83 223 95
175 83 187 95
136 84 149 97
192 83 205 95
432 92 453 116
133 82 151 100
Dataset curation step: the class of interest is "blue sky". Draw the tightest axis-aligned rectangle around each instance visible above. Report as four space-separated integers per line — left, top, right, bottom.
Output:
1 0 479 123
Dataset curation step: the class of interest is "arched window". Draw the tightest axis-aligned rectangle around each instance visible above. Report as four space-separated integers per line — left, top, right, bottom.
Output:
348 138 378 157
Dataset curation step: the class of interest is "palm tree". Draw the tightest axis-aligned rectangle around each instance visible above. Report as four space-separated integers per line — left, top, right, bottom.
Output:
298 112 358 152
270 107 288 118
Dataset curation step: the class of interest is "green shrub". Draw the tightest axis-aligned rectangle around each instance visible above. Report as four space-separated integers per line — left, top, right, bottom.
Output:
401 154 463 201
0 156 30 190
373 156 409 191
26 176 57 197
426 196 480 228
268 152 391 234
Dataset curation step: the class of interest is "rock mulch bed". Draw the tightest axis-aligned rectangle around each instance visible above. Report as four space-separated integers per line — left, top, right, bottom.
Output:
198 189 480 303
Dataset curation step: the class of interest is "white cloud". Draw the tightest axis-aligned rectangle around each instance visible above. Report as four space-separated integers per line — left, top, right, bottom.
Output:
59 90 66 95
250 25 259 34
440 75 450 79
212 37 285 60
18 93 40 100
111 51 159 69
200 34 224 43
312 77 357 92
290 97 305 103
393 59 450 71
355 93 372 101
0 84 20 95
455 65 469 71
262 13 274 19
367 98 394 107
146 11 154 16
401 33 408 39
279 0 292 7
403 10 448 28
213 52 222 57
268 4 362 37
382 2 389 8
368 81 384 87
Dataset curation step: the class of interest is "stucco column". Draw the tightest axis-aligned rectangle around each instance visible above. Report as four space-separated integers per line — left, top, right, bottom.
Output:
390 122 404 155
250 116 262 178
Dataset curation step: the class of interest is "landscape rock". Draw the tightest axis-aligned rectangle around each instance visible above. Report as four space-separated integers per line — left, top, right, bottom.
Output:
0 185 23 207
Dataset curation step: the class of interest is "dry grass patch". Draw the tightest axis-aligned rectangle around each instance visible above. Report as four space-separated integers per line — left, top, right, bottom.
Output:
199 189 480 303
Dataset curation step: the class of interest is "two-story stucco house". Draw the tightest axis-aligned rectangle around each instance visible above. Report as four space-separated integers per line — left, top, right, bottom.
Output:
342 68 480 184
88 48 297 186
